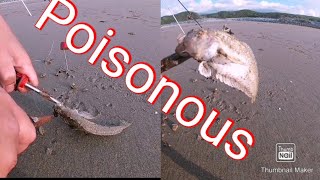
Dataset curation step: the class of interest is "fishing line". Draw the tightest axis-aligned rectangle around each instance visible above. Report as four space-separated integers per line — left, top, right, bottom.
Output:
21 0 32 16
167 7 185 34
177 0 203 28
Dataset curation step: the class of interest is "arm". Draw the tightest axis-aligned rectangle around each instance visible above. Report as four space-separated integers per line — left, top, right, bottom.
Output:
0 88 36 177
0 16 38 177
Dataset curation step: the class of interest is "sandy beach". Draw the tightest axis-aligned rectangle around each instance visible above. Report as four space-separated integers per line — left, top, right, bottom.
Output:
161 21 320 179
1 0 160 177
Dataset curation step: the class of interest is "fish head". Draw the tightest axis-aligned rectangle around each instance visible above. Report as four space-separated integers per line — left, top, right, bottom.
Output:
175 29 215 60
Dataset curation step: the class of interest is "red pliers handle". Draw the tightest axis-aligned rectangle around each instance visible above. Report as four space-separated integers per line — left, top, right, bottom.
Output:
16 72 29 90
15 72 55 127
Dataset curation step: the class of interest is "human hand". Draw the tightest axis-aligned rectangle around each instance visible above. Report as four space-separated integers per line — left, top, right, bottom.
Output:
0 16 38 93
0 88 36 177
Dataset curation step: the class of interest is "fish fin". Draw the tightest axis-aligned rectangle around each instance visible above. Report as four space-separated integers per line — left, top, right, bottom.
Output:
210 61 258 102
198 61 212 78
78 111 99 120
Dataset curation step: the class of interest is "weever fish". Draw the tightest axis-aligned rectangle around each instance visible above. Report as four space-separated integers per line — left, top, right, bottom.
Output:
54 104 131 136
17 73 131 136
174 28 259 102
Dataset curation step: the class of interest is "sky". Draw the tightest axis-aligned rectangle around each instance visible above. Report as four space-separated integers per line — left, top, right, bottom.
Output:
161 0 320 17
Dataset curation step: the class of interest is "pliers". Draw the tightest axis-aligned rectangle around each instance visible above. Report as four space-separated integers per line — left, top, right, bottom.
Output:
16 72 62 127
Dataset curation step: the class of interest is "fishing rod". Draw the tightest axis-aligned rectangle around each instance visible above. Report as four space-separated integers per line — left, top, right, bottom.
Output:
177 0 203 28
168 7 185 34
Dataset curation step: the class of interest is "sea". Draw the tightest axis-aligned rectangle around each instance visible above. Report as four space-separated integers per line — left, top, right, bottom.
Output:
162 17 320 30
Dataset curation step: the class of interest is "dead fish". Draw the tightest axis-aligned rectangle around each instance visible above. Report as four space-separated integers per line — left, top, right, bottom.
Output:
54 105 131 136
175 28 259 102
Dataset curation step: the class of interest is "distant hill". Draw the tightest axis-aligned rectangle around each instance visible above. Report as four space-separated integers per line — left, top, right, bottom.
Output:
161 11 202 25
205 9 260 18
161 10 320 29
205 9 320 22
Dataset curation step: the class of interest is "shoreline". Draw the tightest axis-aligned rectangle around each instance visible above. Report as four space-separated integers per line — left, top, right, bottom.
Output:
161 17 320 30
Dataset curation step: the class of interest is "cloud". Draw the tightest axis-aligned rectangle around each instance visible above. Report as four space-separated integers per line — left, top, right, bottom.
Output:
161 0 320 17
232 0 250 6
161 0 214 16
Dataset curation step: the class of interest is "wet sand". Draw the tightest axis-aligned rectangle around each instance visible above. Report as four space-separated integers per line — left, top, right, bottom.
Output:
1 0 160 177
161 21 320 179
